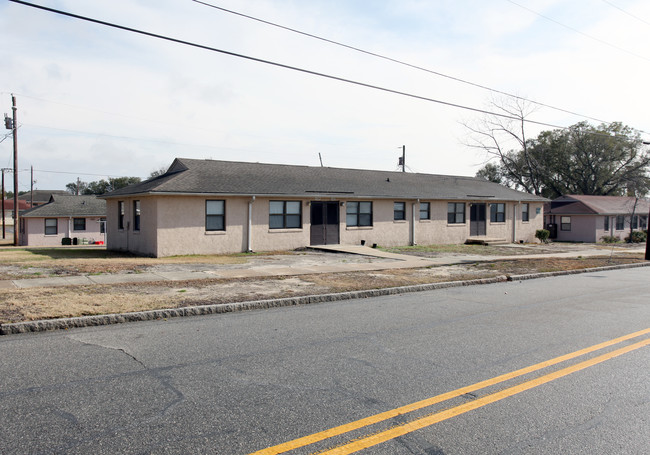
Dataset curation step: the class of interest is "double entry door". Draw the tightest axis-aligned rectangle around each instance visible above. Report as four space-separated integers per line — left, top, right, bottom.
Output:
470 203 486 236
310 201 340 245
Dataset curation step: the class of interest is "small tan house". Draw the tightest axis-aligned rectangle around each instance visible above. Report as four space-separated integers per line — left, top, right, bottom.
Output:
545 195 649 242
19 195 106 246
101 158 547 257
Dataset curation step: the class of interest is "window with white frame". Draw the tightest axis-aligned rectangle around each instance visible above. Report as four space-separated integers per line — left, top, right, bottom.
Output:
45 218 57 235
560 216 571 231
394 202 405 221
269 201 301 229
73 218 86 231
616 215 625 230
522 203 529 222
490 203 505 223
419 202 430 220
133 200 141 231
118 201 125 230
346 201 373 227
206 200 225 231
447 202 465 224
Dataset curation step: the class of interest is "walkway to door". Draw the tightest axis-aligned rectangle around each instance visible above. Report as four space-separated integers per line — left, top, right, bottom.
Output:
308 244 430 261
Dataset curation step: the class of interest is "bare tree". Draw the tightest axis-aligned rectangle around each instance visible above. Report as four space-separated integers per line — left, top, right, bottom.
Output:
466 98 650 198
462 96 544 195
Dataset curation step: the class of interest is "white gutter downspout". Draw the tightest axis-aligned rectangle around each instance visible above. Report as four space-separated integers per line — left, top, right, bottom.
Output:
411 200 418 246
68 217 72 239
247 196 255 252
513 201 519 243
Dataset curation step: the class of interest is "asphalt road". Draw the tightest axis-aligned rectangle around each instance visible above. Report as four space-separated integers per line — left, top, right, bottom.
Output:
1 268 648 454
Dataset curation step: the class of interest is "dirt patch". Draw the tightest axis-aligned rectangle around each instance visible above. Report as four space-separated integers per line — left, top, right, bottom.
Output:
383 242 645 257
0 248 388 280
1 253 645 324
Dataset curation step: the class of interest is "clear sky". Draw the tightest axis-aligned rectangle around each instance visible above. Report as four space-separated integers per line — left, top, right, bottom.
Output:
1 0 649 192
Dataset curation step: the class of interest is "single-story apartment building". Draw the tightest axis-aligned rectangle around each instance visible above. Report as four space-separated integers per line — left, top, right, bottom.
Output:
101 158 546 257
545 195 649 242
19 195 106 246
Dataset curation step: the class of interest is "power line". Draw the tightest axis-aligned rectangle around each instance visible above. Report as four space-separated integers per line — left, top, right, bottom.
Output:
8 92 186 129
30 169 125 178
191 0 614 126
8 0 569 130
21 123 332 156
601 0 650 28
3 92 338 148
24 123 209 146
507 0 650 63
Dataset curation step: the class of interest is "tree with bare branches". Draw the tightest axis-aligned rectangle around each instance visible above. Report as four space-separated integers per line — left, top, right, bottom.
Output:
467 98 650 198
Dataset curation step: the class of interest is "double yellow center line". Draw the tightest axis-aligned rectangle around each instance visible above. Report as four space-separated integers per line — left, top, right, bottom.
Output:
250 328 650 455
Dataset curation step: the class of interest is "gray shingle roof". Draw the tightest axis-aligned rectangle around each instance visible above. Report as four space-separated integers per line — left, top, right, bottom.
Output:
18 190 68 204
103 158 547 202
21 195 106 218
547 195 650 215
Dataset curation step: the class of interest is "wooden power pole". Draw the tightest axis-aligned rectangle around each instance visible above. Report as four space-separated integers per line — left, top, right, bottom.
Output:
12 95 18 246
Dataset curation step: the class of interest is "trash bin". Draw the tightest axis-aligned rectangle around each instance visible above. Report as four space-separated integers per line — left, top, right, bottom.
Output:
62 237 72 245
546 223 557 239
72 237 78 245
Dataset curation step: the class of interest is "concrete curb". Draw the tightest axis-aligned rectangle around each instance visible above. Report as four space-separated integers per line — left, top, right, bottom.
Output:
0 275 507 335
2 261 649 335
507 260 650 281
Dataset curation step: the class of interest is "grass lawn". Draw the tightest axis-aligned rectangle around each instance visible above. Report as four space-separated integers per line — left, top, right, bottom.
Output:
0 244 646 325
0 247 248 279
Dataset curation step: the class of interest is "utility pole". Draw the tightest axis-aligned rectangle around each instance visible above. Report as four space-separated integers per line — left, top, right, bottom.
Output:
644 142 650 261
30 165 34 207
398 145 406 172
4 95 18 245
12 95 18 246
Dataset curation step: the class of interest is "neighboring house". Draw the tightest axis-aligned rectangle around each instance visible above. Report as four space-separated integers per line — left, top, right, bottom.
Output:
101 158 546 257
2 199 32 226
545 195 649 242
19 190 69 207
19 195 107 246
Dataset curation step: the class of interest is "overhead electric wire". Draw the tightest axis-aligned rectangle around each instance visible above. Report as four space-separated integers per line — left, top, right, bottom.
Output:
24 123 215 146
9 0 568 130
6 92 340 148
21 123 308 155
191 0 614 126
601 0 650 28
29 169 124 178
507 0 650 63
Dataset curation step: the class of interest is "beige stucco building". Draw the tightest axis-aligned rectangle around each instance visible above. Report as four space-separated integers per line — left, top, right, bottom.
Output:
19 195 106 247
545 195 649 242
102 158 547 257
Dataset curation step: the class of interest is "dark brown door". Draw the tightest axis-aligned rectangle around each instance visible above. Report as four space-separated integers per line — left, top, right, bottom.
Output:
470 203 486 236
310 201 340 245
